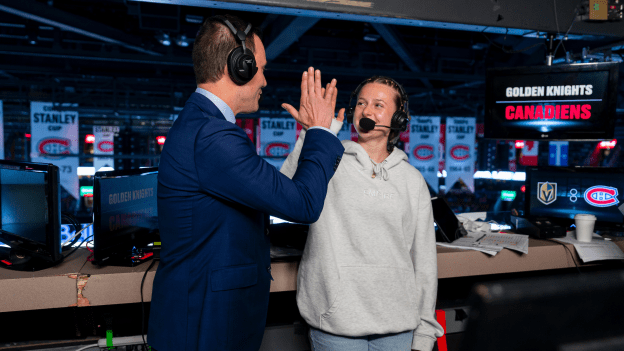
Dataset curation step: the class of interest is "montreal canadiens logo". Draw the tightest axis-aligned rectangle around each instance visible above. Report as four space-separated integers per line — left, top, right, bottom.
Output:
450 144 470 161
584 186 619 207
413 145 434 161
97 141 114 153
265 143 290 157
37 137 71 159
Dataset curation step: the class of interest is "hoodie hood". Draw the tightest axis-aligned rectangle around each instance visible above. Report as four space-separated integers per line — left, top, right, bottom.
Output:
341 140 408 181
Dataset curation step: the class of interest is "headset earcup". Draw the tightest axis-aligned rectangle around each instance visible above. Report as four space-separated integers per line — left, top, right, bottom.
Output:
227 47 256 85
391 111 407 132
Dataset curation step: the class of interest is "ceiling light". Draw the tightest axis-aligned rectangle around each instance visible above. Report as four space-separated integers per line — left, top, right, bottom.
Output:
156 33 171 46
186 14 203 24
363 34 380 42
176 34 189 47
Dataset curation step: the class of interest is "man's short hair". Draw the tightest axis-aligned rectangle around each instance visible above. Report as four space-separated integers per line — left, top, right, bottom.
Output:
192 14 262 85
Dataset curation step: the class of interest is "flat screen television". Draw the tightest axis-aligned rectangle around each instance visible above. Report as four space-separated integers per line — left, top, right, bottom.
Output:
0 160 63 271
485 62 619 140
525 166 624 232
92 167 159 266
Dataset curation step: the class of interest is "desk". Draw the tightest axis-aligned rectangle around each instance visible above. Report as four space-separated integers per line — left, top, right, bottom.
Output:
1 238 623 313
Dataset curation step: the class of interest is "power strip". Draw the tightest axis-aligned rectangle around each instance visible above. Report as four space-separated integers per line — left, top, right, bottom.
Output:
97 335 148 348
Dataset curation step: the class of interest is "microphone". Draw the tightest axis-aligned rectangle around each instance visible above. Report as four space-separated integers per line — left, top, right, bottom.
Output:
359 117 397 131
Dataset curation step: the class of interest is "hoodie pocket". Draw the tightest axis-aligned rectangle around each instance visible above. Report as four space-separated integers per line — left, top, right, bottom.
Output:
320 266 418 335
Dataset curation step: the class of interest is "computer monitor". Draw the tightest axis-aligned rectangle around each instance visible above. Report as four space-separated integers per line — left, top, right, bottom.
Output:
0 160 63 271
92 167 159 266
459 270 624 351
485 62 619 140
525 166 624 232
431 197 465 242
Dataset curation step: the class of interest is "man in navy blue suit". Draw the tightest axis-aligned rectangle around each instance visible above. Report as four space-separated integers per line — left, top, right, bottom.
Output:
147 14 344 351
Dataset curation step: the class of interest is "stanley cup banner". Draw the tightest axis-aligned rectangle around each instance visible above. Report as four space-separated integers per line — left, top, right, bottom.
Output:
30 102 79 199
94 126 119 171
409 116 441 190
445 117 476 193
258 117 297 169
0 101 4 159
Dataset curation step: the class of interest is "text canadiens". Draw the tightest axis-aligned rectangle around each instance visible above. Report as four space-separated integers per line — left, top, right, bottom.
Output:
504 84 594 121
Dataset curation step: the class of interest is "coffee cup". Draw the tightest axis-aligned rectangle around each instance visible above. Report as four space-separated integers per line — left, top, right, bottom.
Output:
574 214 596 242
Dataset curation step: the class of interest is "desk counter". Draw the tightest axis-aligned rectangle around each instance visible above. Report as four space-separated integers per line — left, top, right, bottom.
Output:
1 238 622 313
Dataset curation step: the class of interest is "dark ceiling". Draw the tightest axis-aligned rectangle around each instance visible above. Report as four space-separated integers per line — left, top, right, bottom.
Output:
0 0 622 134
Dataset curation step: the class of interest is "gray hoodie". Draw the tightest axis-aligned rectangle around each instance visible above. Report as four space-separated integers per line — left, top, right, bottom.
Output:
280 122 444 351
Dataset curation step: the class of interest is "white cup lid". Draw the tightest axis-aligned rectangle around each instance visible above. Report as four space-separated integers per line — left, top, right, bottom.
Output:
574 213 597 220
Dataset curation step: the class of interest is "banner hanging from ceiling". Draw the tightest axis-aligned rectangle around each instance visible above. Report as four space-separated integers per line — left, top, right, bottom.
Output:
94 126 119 171
445 117 476 193
30 102 79 200
409 116 441 190
258 117 297 170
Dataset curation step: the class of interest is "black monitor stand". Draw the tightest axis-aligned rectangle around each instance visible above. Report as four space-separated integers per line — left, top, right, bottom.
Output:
0 246 63 271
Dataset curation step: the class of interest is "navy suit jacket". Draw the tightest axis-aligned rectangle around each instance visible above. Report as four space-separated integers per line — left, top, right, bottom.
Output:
148 92 344 351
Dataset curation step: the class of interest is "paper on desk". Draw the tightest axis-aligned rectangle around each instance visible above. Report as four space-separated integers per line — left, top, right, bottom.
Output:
436 233 529 255
554 231 624 263
436 236 503 256
477 233 529 254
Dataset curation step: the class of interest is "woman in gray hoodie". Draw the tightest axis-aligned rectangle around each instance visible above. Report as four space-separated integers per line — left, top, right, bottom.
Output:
281 76 444 351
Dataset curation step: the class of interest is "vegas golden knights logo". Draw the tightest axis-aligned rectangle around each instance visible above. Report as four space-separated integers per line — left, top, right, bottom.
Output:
537 182 557 205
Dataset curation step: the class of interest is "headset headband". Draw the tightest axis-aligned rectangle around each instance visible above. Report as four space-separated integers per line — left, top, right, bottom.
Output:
350 76 409 113
212 15 252 52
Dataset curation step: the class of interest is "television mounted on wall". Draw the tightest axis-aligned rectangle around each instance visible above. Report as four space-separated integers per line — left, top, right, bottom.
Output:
484 62 619 140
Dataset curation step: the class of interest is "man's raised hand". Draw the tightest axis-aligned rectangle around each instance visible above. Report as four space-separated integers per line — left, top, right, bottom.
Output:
281 67 337 130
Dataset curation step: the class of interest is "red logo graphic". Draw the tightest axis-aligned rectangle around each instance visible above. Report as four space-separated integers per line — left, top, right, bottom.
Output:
450 144 470 161
413 145 434 161
584 186 619 207
97 141 114 153
265 143 290 157
37 137 71 159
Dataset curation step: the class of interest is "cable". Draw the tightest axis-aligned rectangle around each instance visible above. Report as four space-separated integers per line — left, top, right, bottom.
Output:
479 27 546 54
63 234 93 260
63 223 93 249
141 258 157 350
546 238 582 274
74 344 99 351
553 7 579 59
61 212 82 251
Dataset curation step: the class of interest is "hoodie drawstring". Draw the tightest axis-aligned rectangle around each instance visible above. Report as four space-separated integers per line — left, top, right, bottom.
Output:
370 159 389 181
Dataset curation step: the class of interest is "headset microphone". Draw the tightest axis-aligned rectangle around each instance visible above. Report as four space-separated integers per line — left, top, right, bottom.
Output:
359 117 403 131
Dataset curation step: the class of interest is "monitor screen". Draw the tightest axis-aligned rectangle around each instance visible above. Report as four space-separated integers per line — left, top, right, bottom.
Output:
525 167 624 226
485 62 618 140
431 197 461 242
0 168 48 244
0 161 62 268
93 167 158 265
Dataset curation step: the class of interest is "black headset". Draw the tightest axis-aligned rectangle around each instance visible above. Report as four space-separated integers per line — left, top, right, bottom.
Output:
211 15 258 86
345 76 410 132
